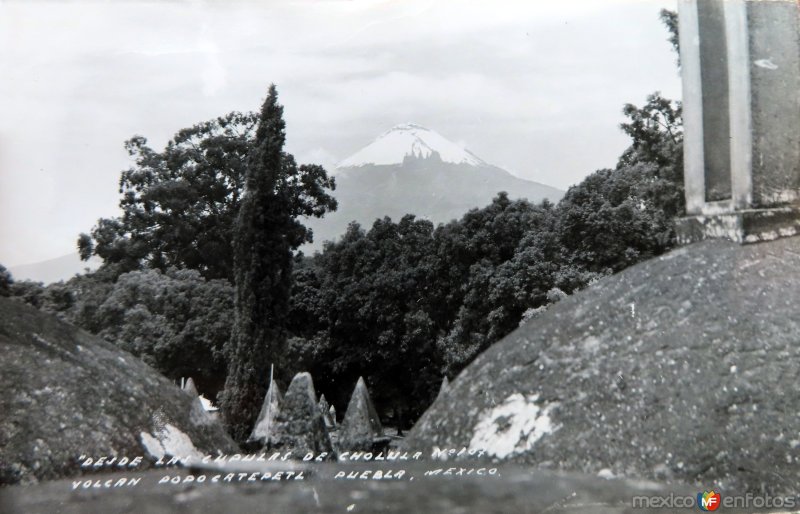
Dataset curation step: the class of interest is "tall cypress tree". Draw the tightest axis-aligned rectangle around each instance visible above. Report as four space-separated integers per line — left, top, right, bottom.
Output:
220 85 336 442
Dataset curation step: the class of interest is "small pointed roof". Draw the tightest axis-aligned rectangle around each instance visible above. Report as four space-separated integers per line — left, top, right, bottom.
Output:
182 377 199 397
182 377 216 426
436 376 450 401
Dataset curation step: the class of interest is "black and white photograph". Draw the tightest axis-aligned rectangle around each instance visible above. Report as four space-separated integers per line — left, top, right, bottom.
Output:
2 0 800 512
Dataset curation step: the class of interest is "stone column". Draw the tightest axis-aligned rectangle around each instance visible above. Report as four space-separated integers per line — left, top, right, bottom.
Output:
676 0 800 244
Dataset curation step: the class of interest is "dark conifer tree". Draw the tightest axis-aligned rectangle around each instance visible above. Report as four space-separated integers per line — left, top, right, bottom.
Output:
0 264 12 297
220 85 336 442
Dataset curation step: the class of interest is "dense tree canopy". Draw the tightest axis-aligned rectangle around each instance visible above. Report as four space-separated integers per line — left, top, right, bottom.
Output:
78 111 258 281
282 198 573 426
429 194 557 374
95 268 233 394
4 267 231 394
287 215 440 427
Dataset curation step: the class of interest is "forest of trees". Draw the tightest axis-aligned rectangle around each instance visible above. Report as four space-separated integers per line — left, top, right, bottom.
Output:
1 12 683 436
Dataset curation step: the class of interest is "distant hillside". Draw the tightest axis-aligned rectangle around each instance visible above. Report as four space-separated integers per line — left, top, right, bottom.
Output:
8 253 100 284
303 124 563 252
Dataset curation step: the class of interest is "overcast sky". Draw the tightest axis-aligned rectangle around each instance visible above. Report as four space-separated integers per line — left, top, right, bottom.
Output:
0 0 680 267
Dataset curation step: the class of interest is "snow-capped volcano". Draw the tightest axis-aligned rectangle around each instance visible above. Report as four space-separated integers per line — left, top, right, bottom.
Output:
302 123 563 252
337 123 486 168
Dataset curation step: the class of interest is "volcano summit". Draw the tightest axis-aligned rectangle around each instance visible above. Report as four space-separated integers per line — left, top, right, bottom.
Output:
337 123 486 168
303 124 563 251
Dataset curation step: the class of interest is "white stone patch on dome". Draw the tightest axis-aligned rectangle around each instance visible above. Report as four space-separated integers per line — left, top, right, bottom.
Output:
597 468 616 479
469 393 558 459
198 394 218 412
140 423 204 461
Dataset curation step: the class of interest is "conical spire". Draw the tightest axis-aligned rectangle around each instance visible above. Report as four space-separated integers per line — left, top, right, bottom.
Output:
328 405 337 428
436 376 450 401
248 379 282 445
269 372 332 455
338 377 382 451
182 377 199 397
318 394 334 429
182 377 215 426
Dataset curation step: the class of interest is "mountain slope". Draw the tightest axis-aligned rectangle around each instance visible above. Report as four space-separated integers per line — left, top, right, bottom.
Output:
304 124 563 251
8 253 100 285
